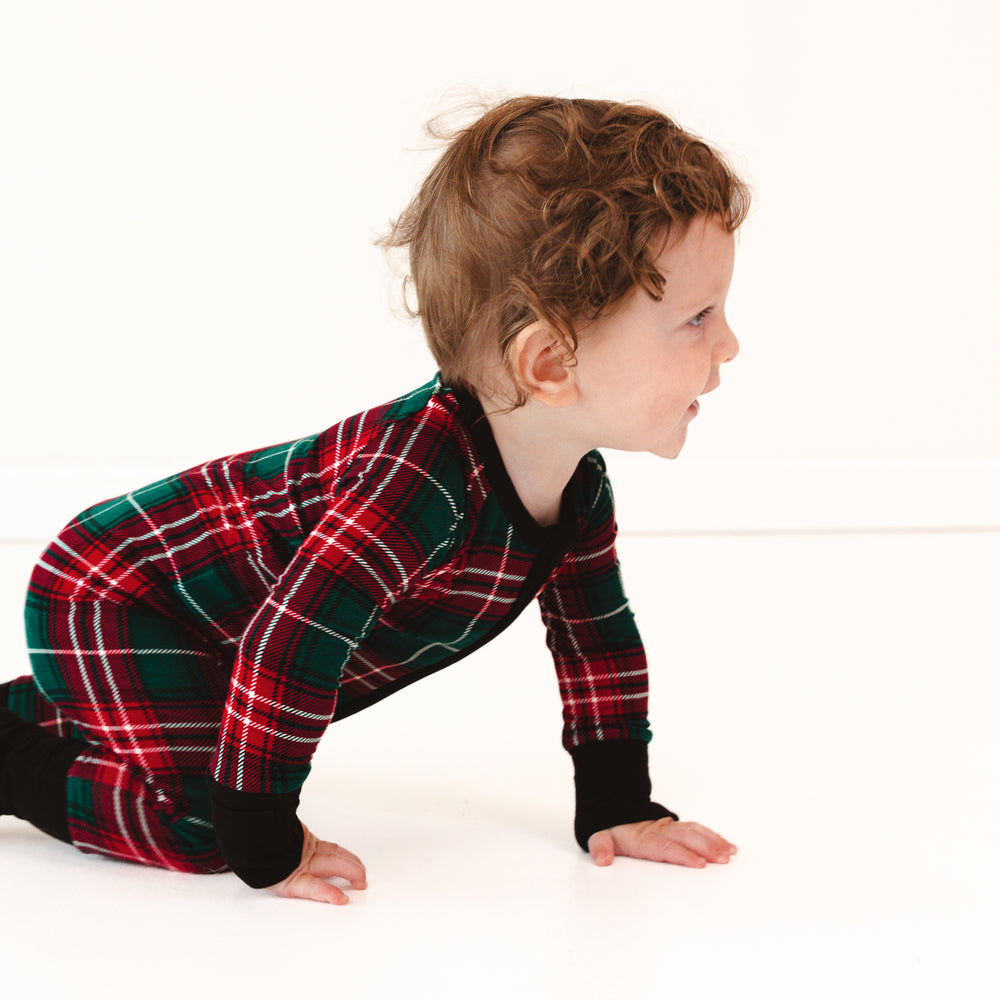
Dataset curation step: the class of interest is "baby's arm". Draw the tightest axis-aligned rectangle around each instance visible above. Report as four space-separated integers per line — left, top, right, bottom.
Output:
541 455 735 869
210 436 463 898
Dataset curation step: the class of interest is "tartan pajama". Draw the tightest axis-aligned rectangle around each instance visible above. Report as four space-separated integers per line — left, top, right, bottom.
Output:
13 375 661 876
20 599 227 871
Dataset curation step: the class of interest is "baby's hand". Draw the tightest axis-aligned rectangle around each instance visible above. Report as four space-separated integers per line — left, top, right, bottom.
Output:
266 822 368 904
587 818 736 868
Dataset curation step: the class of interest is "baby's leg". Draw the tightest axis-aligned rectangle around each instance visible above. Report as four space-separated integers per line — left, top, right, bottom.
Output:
10 595 232 874
1 675 87 739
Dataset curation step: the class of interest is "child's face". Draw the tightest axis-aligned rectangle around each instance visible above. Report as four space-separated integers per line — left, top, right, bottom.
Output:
572 214 738 459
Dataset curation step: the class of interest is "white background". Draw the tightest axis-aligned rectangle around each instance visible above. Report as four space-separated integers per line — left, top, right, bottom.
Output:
1 2 998 997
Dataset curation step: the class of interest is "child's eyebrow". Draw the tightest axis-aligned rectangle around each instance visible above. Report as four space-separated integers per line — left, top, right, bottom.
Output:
663 289 712 317
670 270 731 312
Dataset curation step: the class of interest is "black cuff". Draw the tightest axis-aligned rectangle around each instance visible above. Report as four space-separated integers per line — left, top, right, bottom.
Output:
570 740 678 851
0 706 87 844
209 779 305 889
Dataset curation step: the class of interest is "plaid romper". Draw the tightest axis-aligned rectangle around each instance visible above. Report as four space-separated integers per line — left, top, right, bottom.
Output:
11 376 667 883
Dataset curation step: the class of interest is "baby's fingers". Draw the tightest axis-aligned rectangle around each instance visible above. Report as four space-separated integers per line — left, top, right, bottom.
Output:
281 872 351 906
588 829 616 867
265 824 368 903
312 838 364 869
645 834 712 868
656 821 736 865
686 821 738 860
310 841 368 889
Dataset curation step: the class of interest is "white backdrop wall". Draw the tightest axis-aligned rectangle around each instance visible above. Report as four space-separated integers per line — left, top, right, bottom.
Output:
2 0 998 537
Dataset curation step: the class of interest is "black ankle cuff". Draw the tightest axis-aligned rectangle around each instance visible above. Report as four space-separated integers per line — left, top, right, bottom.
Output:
1 708 87 843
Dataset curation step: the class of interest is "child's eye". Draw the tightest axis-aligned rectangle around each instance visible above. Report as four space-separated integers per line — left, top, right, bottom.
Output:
688 307 713 329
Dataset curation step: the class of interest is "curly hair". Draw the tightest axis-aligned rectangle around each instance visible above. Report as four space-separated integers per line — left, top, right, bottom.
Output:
378 95 751 406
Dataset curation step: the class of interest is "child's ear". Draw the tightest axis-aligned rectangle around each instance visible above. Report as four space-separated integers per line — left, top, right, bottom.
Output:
508 322 579 408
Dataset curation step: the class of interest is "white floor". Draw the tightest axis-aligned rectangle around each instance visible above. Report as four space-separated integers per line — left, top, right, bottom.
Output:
1 530 998 999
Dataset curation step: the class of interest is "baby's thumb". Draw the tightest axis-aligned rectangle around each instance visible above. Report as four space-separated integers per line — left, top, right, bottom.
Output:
588 830 615 867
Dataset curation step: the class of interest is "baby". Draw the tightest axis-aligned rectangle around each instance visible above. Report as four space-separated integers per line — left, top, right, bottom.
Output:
0 95 749 904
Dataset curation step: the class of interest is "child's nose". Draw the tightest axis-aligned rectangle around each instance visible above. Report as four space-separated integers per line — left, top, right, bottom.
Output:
717 322 739 364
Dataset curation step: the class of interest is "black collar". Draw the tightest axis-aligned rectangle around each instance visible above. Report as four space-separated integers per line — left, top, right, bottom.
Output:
451 385 579 550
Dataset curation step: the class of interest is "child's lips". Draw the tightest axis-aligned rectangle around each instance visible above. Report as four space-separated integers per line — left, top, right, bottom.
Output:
687 399 700 415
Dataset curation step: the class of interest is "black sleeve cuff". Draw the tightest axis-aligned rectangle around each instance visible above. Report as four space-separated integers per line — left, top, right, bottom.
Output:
209 779 305 889
570 740 678 851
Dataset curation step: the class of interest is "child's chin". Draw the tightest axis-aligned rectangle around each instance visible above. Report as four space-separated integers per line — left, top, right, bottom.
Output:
651 433 687 460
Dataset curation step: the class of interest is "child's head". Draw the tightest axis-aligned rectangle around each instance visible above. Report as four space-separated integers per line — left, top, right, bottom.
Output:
380 95 750 406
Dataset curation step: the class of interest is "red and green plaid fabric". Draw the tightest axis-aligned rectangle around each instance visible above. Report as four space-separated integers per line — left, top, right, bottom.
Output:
21 375 653 869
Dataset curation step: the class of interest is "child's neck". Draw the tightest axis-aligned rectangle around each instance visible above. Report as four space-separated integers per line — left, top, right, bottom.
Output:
477 392 588 528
